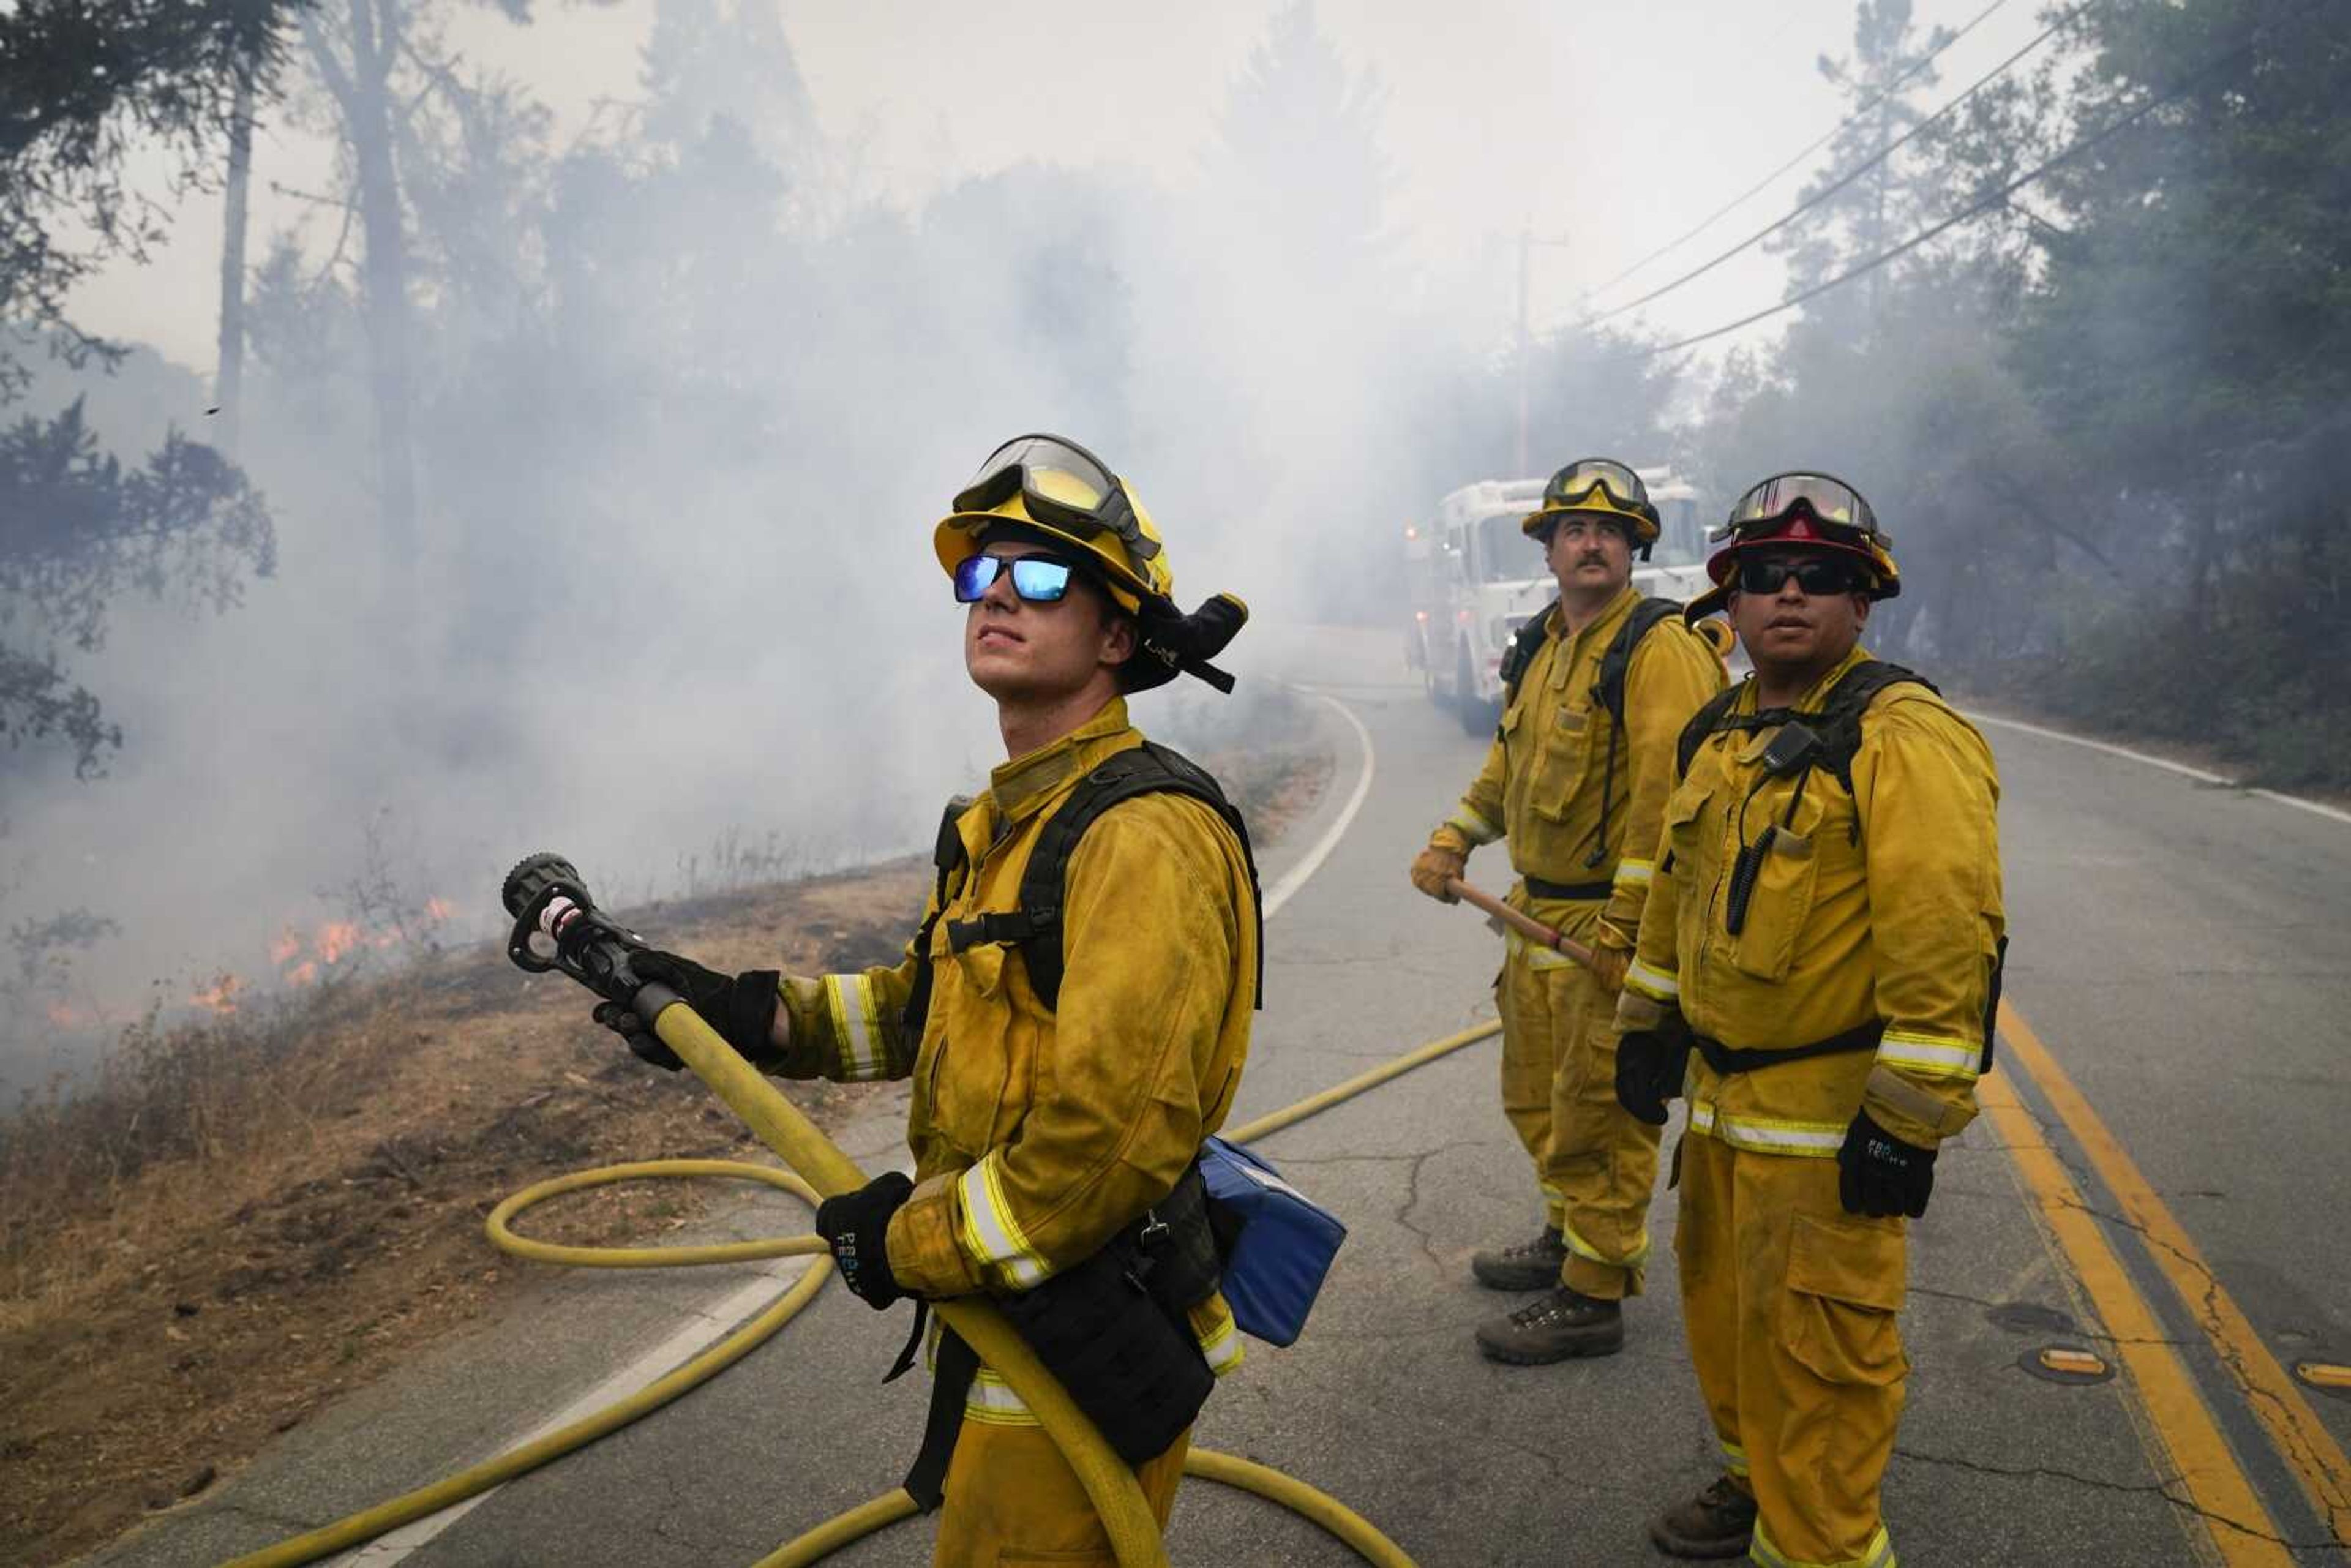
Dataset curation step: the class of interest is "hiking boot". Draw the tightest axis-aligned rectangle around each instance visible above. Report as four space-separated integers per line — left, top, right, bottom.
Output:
1473 1285 1624 1364
1648 1476 1757 1559
1469 1225 1567 1291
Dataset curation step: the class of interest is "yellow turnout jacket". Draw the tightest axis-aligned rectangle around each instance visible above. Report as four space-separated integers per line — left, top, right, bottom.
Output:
764 697 1254 1378
1624 646 2006 1153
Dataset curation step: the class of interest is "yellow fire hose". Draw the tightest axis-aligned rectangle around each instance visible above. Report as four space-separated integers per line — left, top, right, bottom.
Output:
223 1010 1502 1568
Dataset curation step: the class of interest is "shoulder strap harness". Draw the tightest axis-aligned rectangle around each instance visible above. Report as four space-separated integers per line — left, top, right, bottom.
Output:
902 741 1264 1038
1674 658 1940 803
1670 658 2001 1079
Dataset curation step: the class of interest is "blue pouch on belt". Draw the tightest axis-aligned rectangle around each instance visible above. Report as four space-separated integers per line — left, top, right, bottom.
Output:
1198 1135 1346 1348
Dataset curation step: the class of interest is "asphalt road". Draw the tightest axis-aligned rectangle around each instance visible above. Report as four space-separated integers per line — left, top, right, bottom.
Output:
87 627 2351 1568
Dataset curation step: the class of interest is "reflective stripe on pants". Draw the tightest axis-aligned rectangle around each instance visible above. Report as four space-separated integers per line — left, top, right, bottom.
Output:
1678 1130 1907 1568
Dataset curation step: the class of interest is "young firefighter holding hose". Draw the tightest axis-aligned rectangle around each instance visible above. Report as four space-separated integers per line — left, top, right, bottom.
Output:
1409 459 1725 1363
1613 473 2006 1564
587 436 1259 1567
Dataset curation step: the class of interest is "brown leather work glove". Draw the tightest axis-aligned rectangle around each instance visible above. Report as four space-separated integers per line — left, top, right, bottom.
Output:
1409 843 1467 902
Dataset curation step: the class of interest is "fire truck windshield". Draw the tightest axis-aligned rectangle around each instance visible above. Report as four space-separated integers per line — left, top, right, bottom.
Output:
1474 512 1542 584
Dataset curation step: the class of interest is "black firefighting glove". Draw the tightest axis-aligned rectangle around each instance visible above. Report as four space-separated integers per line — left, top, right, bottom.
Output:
1838 1109 1937 1218
816 1171 914 1311
1614 1028 1689 1127
591 950 779 1071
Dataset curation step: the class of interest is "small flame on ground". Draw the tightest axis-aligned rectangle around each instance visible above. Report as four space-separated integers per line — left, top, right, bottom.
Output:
190 975 244 1016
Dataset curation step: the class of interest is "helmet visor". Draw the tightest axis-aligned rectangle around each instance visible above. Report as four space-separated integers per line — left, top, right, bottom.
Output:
1715 472 1888 548
951 433 1161 563
1544 458 1651 514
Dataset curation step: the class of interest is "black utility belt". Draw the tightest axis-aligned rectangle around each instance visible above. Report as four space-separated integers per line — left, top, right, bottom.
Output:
1692 1021 1884 1075
1521 874 1614 901
903 1163 1223 1509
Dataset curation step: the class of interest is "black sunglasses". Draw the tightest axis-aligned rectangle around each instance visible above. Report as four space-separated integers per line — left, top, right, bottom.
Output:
954 552 1094 604
1734 555 1868 596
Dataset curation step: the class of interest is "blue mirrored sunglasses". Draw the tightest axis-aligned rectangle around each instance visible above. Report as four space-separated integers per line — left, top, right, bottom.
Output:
953 553 1087 604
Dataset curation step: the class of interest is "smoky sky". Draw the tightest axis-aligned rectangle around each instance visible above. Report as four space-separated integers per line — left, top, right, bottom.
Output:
9 0 2047 1089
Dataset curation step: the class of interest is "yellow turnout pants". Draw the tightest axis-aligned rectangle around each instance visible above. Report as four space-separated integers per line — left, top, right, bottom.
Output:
1496 920 1661 1299
1677 1130 1907 1568
932 1419 1190 1567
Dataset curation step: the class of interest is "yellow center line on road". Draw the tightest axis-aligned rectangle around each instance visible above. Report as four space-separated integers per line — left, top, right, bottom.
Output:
1978 1043 2290 1565
1999 999 2351 1547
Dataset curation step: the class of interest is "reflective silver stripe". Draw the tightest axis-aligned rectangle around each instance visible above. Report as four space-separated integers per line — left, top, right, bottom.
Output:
964 1367 1040 1426
1876 1030 1980 1081
1564 1217 1651 1268
955 1158 1048 1288
1200 1308 1245 1376
823 974 885 1081
1752 1519 1893 1568
1624 961 1680 1002
1447 806 1502 846
1506 928 1578 971
1687 1101 1847 1157
1613 857 1655 888
1719 1435 1750 1477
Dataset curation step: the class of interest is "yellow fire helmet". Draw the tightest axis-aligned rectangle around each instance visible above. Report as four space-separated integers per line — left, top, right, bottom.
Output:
1520 457 1663 549
936 433 1248 693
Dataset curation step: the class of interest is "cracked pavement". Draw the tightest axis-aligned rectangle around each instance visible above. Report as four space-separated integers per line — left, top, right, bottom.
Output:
85 629 2350 1566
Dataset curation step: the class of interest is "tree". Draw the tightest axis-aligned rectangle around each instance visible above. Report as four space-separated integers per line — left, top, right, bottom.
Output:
1999 0 2351 779
0 0 293 397
0 0 288 778
1 398 277 779
1768 0 1956 340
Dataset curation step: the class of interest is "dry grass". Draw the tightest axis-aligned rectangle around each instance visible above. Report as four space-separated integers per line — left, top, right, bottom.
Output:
0 863 929 1567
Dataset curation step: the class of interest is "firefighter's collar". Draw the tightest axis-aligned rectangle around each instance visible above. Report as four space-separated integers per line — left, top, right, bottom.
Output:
988 697 1135 822
1732 645 1874 763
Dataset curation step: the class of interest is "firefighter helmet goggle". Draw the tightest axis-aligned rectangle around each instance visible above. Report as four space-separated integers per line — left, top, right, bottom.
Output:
953 552 1093 605
1713 471 1889 550
1523 456 1662 547
951 434 1163 566
1545 458 1653 518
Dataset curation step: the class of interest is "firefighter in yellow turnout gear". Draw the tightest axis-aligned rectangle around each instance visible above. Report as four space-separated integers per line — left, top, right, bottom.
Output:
590 435 1258 1567
1409 459 1725 1363
1613 473 2005 1566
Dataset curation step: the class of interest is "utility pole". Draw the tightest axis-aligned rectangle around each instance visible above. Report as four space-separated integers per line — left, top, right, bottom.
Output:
1515 223 1573 477
1515 222 1531 477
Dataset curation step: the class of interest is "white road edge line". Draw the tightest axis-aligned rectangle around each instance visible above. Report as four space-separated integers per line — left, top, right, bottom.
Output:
1968 710 2351 827
325 1255 820 1563
1264 690 1377 922
332 690 1379 1561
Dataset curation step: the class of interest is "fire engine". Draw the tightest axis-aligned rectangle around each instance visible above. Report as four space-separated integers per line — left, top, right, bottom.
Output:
1404 467 1711 733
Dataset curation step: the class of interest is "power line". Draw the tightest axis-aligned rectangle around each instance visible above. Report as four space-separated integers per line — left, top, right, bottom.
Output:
1633 2 2309 362
1579 0 2091 332
1581 0 2015 308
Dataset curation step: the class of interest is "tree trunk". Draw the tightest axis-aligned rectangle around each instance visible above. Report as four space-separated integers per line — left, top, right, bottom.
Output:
346 0 416 552
212 72 255 457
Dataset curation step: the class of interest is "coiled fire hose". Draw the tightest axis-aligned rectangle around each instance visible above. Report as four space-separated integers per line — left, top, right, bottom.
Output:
222 856 1501 1568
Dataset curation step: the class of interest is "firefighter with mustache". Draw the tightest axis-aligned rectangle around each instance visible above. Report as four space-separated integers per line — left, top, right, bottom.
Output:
589 435 1259 1566
1615 473 2006 1565
1409 458 1726 1362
